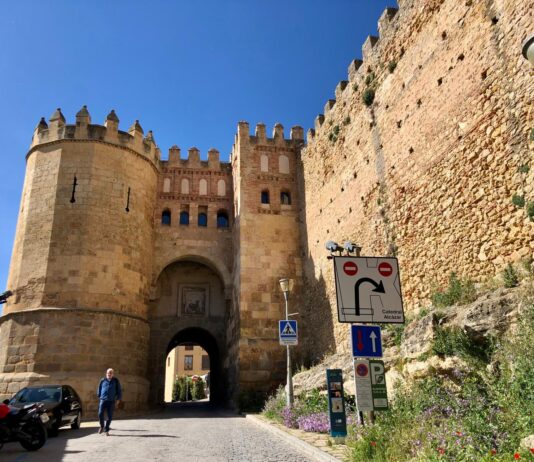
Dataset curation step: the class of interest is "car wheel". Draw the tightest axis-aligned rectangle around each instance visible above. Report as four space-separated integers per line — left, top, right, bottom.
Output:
71 412 81 430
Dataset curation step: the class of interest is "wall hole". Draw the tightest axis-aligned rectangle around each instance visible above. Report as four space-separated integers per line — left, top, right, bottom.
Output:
437 78 443 86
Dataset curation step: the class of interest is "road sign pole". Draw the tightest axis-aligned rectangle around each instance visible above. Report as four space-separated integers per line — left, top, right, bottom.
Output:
283 292 294 406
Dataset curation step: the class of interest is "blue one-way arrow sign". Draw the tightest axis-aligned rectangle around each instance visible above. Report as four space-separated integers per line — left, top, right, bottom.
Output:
351 325 383 358
279 320 298 345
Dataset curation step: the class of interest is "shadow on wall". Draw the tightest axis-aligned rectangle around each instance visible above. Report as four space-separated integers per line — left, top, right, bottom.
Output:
296 157 336 366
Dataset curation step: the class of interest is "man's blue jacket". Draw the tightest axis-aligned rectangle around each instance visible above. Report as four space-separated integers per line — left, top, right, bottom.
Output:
97 377 122 402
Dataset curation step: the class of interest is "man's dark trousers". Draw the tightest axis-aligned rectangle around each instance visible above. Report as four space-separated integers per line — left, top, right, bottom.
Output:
98 400 115 431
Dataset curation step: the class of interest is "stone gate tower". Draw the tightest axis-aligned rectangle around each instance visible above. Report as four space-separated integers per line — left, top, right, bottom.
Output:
0 106 305 413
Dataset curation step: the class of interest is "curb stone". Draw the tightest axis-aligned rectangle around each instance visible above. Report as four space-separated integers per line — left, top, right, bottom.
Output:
245 414 345 462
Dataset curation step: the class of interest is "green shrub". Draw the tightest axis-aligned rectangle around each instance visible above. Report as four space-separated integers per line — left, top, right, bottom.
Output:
431 326 493 363
502 263 519 288
530 127 534 141
512 194 525 208
362 89 375 107
388 61 397 73
191 377 206 400
431 272 476 308
353 83 359 92
343 116 351 126
527 201 534 221
365 72 375 86
518 164 530 174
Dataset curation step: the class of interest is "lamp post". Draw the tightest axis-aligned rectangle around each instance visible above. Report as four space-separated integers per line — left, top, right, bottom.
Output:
522 33 534 66
279 278 294 406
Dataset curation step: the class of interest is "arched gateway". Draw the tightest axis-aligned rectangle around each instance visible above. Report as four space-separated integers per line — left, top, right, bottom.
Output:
148 260 231 405
0 109 305 414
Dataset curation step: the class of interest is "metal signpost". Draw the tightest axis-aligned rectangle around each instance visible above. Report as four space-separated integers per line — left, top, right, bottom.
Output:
279 320 298 346
325 243 403 426
333 256 404 324
326 369 347 438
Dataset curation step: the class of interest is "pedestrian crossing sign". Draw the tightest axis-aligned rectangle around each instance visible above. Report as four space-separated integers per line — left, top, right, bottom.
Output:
279 320 298 345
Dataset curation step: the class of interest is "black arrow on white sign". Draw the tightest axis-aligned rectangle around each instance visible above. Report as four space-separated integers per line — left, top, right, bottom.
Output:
354 278 385 316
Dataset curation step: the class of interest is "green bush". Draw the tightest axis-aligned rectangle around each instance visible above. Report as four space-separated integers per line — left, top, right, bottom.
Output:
518 164 530 174
191 377 206 400
388 61 397 73
512 194 525 208
527 202 534 221
502 263 519 288
431 326 493 363
365 72 375 86
173 376 193 401
362 89 375 107
431 272 476 308
343 116 351 126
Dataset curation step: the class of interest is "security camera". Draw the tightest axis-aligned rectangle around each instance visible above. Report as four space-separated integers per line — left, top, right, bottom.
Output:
325 241 343 256
343 241 361 255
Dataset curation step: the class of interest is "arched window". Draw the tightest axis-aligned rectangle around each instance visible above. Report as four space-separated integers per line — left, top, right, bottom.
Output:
260 154 269 172
261 190 270 204
181 178 190 194
217 210 229 228
279 155 289 174
281 191 291 205
161 209 171 225
163 178 171 193
199 179 208 195
198 213 208 227
179 211 189 225
217 179 226 196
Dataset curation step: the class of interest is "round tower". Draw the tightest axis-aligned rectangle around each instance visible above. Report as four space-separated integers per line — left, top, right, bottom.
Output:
0 107 159 414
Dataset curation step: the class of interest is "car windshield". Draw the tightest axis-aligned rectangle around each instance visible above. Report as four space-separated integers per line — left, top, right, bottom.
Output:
12 387 61 404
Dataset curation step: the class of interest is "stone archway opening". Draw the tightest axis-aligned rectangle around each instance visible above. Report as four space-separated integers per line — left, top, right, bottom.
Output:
148 259 234 406
164 328 223 404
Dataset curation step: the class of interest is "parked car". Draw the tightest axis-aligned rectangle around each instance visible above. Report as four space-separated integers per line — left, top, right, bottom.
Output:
8 385 82 436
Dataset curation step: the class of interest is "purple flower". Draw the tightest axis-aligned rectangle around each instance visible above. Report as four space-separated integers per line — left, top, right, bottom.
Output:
296 412 330 433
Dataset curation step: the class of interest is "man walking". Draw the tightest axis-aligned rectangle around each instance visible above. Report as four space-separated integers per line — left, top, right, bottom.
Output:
97 368 122 435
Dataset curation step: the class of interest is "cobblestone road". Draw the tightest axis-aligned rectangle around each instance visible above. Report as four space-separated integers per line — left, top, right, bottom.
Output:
2 402 316 462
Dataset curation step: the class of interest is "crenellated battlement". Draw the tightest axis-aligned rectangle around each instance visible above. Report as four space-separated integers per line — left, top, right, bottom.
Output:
162 146 231 172
308 1 450 144
235 121 305 147
30 106 161 166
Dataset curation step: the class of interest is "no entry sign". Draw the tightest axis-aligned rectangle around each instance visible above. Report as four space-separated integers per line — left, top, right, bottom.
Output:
378 262 392 277
343 261 358 276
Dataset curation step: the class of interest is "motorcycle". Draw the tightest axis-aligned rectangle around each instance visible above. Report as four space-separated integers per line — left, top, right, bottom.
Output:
0 400 48 451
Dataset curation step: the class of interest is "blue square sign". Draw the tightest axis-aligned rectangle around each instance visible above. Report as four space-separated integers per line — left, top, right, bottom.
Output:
351 325 382 358
279 320 298 345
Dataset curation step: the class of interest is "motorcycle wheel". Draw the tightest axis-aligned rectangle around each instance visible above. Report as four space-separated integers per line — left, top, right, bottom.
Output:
19 421 46 451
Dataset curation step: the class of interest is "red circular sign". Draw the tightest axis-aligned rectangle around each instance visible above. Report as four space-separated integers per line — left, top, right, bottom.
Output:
356 363 369 377
343 261 358 276
378 262 393 277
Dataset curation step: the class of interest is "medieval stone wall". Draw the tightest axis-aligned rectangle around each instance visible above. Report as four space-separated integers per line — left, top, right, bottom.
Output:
299 0 533 358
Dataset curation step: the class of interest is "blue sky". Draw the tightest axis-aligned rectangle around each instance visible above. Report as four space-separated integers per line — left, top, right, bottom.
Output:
0 0 393 295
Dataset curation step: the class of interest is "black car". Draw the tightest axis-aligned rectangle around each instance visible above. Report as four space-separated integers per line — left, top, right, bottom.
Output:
8 385 82 436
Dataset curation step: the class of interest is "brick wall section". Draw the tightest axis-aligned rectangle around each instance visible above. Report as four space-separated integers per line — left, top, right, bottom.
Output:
299 0 534 357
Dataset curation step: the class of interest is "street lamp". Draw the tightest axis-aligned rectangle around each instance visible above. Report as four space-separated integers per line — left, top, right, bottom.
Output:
279 278 294 406
522 33 534 66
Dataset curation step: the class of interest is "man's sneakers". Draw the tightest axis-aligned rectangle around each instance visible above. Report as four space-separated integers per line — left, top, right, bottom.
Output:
98 427 104 434
106 431 110 436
